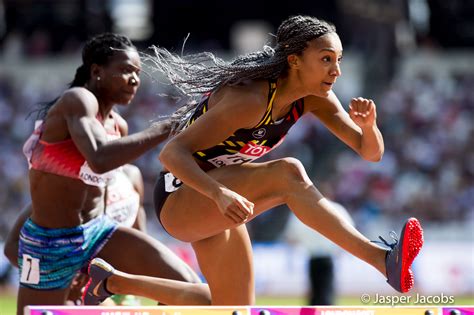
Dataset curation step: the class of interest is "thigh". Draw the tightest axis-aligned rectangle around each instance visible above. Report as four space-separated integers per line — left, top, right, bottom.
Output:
192 224 254 305
17 286 69 315
97 226 200 283
160 160 287 242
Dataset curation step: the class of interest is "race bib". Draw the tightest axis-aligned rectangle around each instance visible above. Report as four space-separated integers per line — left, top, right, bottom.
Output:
164 172 183 192
208 141 276 167
79 162 117 187
20 254 40 285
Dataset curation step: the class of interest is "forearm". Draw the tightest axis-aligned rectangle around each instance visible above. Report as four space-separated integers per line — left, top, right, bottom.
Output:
4 205 32 267
4 241 19 267
359 124 384 162
94 122 170 173
160 143 225 200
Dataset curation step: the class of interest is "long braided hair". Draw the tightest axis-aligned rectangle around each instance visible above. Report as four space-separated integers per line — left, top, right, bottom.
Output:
145 15 336 133
34 33 135 119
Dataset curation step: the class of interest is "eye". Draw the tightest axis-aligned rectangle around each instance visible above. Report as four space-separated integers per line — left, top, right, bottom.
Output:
322 56 331 62
121 67 132 74
337 56 343 63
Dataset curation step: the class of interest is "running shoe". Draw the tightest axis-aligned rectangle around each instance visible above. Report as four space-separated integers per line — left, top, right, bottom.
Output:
82 258 115 305
378 217 424 293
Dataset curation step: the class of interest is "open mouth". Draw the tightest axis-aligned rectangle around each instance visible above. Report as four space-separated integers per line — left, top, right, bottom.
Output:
323 82 334 87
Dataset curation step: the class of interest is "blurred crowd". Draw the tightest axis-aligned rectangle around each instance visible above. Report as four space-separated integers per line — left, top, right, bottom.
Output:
0 62 472 242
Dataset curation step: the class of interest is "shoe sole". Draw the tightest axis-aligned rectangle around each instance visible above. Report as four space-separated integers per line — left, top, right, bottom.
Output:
400 217 424 292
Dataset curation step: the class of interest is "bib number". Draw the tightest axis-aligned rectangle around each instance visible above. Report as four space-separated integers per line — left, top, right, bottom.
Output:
164 173 182 192
20 254 40 285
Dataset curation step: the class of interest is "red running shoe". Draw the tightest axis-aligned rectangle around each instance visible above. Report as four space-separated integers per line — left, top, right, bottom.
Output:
378 218 424 293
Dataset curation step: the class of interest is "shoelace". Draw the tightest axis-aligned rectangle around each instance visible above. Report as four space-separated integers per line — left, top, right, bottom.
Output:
372 231 399 249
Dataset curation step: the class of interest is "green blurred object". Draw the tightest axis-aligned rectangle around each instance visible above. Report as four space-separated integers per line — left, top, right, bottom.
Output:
110 294 141 306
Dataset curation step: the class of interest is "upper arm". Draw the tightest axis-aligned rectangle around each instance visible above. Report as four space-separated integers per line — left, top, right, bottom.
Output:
60 88 109 170
165 87 266 154
307 91 362 152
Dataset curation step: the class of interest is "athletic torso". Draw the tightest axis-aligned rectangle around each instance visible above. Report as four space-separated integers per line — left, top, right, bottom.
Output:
26 96 123 228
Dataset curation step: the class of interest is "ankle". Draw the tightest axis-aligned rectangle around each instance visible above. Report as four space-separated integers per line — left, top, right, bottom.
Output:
104 274 119 294
378 250 388 277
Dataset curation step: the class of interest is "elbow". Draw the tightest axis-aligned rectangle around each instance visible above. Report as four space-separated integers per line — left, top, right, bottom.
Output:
361 150 384 162
4 241 18 267
159 142 175 168
159 140 193 169
87 158 111 174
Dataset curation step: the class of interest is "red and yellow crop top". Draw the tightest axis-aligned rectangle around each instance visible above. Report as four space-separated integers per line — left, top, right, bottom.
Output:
23 113 121 187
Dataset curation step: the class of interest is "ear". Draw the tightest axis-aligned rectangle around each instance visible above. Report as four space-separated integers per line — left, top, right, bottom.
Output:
90 64 104 80
287 55 299 69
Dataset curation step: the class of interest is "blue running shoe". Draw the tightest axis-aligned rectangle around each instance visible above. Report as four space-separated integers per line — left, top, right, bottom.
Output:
82 258 115 305
378 218 424 293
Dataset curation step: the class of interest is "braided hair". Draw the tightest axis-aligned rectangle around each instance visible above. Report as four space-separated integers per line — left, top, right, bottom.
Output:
34 33 135 119
145 15 336 133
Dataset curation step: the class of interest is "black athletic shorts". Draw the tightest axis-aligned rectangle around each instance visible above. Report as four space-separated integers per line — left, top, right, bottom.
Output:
153 171 183 231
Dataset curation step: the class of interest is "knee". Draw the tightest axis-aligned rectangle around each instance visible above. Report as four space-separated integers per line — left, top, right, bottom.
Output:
176 283 211 305
275 157 312 187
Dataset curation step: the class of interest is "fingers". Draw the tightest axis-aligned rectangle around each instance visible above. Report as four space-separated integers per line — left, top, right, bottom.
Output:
225 198 254 224
225 211 244 224
349 98 376 121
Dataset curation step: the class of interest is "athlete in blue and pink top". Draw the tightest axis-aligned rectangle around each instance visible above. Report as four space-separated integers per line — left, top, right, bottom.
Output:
12 33 211 315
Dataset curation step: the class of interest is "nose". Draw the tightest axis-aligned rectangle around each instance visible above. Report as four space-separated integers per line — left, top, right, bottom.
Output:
129 72 140 86
330 62 341 77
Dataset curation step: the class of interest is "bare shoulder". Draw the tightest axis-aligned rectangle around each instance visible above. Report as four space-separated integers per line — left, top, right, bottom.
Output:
58 87 99 116
209 80 270 126
304 90 341 114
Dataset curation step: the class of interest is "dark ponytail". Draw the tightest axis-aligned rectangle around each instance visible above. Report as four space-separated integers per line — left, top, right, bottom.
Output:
69 64 90 88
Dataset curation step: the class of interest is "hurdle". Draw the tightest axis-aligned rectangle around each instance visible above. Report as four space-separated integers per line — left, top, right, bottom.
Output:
24 306 474 315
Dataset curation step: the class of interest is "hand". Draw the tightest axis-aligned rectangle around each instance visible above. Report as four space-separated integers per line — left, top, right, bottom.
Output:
67 272 89 305
214 187 254 224
349 97 377 128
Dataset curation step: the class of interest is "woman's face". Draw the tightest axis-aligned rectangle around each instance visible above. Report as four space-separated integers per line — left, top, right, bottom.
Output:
98 49 141 105
291 32 343 97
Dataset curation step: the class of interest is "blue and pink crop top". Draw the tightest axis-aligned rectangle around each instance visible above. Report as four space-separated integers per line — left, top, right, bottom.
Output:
23 113 121 187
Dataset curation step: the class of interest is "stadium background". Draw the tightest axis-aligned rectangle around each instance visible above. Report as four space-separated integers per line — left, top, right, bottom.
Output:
0 0 473 313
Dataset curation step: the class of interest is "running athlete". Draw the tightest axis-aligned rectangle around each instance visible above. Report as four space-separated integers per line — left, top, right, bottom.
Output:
152 15 424 304
14 33 210 314
85 16 424 306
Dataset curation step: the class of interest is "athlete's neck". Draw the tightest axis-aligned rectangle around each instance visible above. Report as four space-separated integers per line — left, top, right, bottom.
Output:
274 76 307 110
84 84 115 119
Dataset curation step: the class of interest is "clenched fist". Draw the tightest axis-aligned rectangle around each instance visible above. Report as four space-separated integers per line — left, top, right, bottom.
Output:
349 97 377 128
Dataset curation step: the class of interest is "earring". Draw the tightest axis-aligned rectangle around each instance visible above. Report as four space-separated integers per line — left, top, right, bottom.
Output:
97 77 101 81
